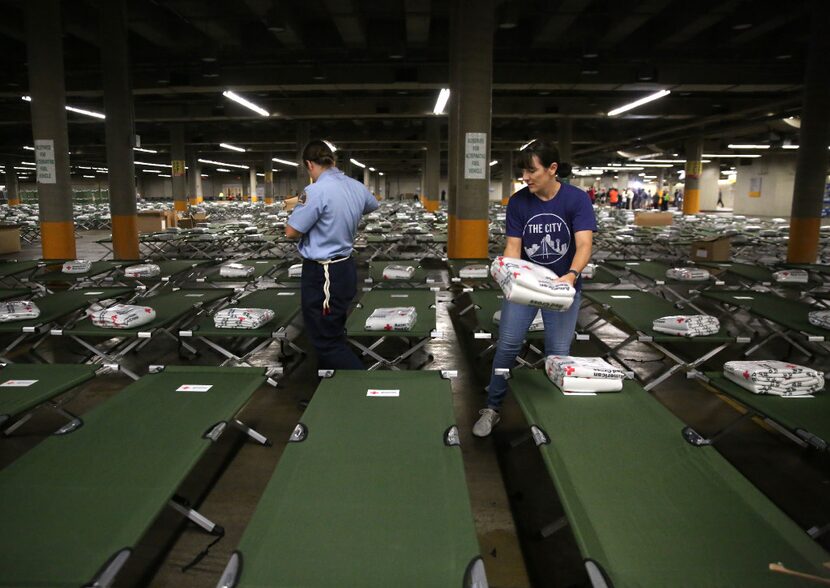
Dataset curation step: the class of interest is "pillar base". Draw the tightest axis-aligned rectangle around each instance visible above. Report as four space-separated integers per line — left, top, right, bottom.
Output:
175 200 188 211
682 189 700 215
41 221 76 260
423 199 439 212
111 214 139 259
448 216 489 258
7 198 20 206
787 217 821 263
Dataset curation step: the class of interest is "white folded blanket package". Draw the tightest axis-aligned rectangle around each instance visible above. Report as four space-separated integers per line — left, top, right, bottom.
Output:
490 257 575 311
772 269 808 284
124 263 161 278
652 315 721 337
459 264 489 279
213 308 275 330
62 259 93 274
288 263 303 278
219 263 255 278
545 355 625 392
382 264 416 280
723 360 824 396
0 301 40 322
665 267 711 281
364 306 418 331
89 304 156 329
493 309 544 331
808 310 830 330
581 264 596 279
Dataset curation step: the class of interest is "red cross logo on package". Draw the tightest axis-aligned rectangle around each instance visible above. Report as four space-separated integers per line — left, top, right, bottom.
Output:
384 324 392 331
743 370 750 380
565 366 575 376
676 318 685 324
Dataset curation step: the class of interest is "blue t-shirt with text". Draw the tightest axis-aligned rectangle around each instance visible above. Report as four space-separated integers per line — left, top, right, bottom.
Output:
505 184 597 289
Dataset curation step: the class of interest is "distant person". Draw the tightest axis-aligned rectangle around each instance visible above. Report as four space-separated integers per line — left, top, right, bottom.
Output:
608 187 619 208
717 190 725 208
285 140 379 370
441 189 446 202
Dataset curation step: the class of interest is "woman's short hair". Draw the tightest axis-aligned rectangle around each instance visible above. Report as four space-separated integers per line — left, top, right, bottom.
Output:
301 140 336 167
517 139 572 178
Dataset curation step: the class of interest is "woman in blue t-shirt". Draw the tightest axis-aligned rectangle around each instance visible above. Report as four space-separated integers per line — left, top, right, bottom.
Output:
473 140 598 438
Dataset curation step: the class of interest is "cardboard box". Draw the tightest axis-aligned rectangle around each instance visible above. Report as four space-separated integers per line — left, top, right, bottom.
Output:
191 212 208 222
283 196 299 212
137 210 166 233
634 211 674 226
0 225 21 254
164 210 177 228
691 236 731 262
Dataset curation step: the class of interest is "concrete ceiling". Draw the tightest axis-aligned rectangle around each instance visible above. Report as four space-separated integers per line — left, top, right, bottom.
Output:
0 0 811 176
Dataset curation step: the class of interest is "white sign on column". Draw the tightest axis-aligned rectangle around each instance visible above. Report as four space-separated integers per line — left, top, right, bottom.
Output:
464 132 487 180
34 139 57 184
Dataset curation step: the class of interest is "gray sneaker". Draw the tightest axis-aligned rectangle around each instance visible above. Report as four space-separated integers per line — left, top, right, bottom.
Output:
472 408 500 438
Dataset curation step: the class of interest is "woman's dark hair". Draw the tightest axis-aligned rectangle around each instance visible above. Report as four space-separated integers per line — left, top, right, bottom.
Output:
517 139 572 178
301 140 336 167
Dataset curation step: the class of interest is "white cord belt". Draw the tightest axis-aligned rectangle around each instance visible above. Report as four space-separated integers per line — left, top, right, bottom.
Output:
316 256 350 315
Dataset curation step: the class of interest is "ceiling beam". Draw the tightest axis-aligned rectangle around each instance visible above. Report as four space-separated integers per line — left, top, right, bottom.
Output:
656 0 743 48
597 0 674 50
242 0 305 50
160 1 241 47
729 11 806 46
404 0 430 48
533 0 592 47
322 0 367 50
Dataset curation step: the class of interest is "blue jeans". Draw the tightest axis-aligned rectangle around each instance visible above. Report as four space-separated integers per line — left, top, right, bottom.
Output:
486 293 581 409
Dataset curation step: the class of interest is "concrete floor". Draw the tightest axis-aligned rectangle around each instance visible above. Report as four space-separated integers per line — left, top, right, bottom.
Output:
0 232 828 587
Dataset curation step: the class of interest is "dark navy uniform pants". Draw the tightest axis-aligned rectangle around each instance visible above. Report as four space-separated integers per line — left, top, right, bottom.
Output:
300 257 364 370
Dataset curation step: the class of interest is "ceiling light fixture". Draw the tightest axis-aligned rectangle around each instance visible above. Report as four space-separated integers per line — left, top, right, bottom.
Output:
272 157 298 167
222 90 270 117
216 168 230 172
65 105 106 119
323 140 338 152
220 142 246 153
22 146 34 151
519 139 536 150
489 160 498 166
350 158 366 169
607 89 671 117
368 167 376 172
133 147 158 154
135 161 172 168
702 153 762 158
433 88 450 115
727 144 770 149
158 174 172 178
199 158 250 170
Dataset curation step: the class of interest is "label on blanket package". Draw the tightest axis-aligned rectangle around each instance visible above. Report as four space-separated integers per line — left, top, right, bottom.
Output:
625 262 639 266
176 384 213 392
83 291 105 295
185 294 205 297
611 295 631 299
367 389 400 397
390 294 410 298
733 296 754 300
0 379 37 387
277 292 295 296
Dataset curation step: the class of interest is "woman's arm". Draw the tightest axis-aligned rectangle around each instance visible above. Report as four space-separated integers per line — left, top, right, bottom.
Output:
557 230 593 285
503 236 522 259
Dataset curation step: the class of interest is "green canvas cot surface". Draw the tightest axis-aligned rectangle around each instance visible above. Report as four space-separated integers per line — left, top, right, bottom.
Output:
221 370 484 587
115 259 211 281
700 289 828 338
703 371 830 450
346 288 436 338
31 260 126 283
582 289 734 344
186 289 300 338
62 288 233 337
510 370 829 587
0 288 35 302
0 259 44 280
604 259 717 285
0 366 267 587
0 363 97 424
0 287 135 333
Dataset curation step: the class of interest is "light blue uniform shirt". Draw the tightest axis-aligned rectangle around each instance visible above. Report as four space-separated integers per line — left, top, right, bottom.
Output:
287 167 379 260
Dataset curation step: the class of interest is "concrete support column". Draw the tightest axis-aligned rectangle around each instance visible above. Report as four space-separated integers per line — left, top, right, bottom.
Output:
100 0 138 259
373 172 380 197
339 151 352 178
788 0 830 263
296 122 310 191
699 161 720 211
682 136 703 215
170 124 187 211
26 0 76 259
5 164 19 206
363 166 370 188
187 152 202 205
558 118 573 184
264 153 274 204
501 150 514 205
249 168 257 203
656 169 664 198
448 0 494 258
423 118 441 212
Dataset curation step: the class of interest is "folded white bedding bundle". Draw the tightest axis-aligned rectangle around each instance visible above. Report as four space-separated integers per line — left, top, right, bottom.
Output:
62 259 92 274
459 264 489 279
124 263 161 278
493 309 544 331
219 263 255 278
665 267 711 281
288 263 303 278
545 355 625 393
89 304 156 329
723 360 824 396
364 306 418 331
243 226 259 234
382 264 416 280
213 307 275 329
652 315 721 337
772 269 808 284
808 310 830 330
581 263 596 279
0 301 40 322
242 234 266 242
490 257 576 311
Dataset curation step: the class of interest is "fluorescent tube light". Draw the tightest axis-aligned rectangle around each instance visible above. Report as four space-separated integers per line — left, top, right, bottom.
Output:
272 157 299 167
216 168 230 172
65 105 105 119
489 160 498 166
728 144 770 149
323 140 338 152
158 174 171 177
22 146 34 151
607 89 670 116
222 90 270 117
199 158 249 170
368 167 376 172
519 139 536 150
220 142 246 152
133 147 158 154
433 88 450 115
135 161 172 168
350 158 366 169
702 153 762 158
